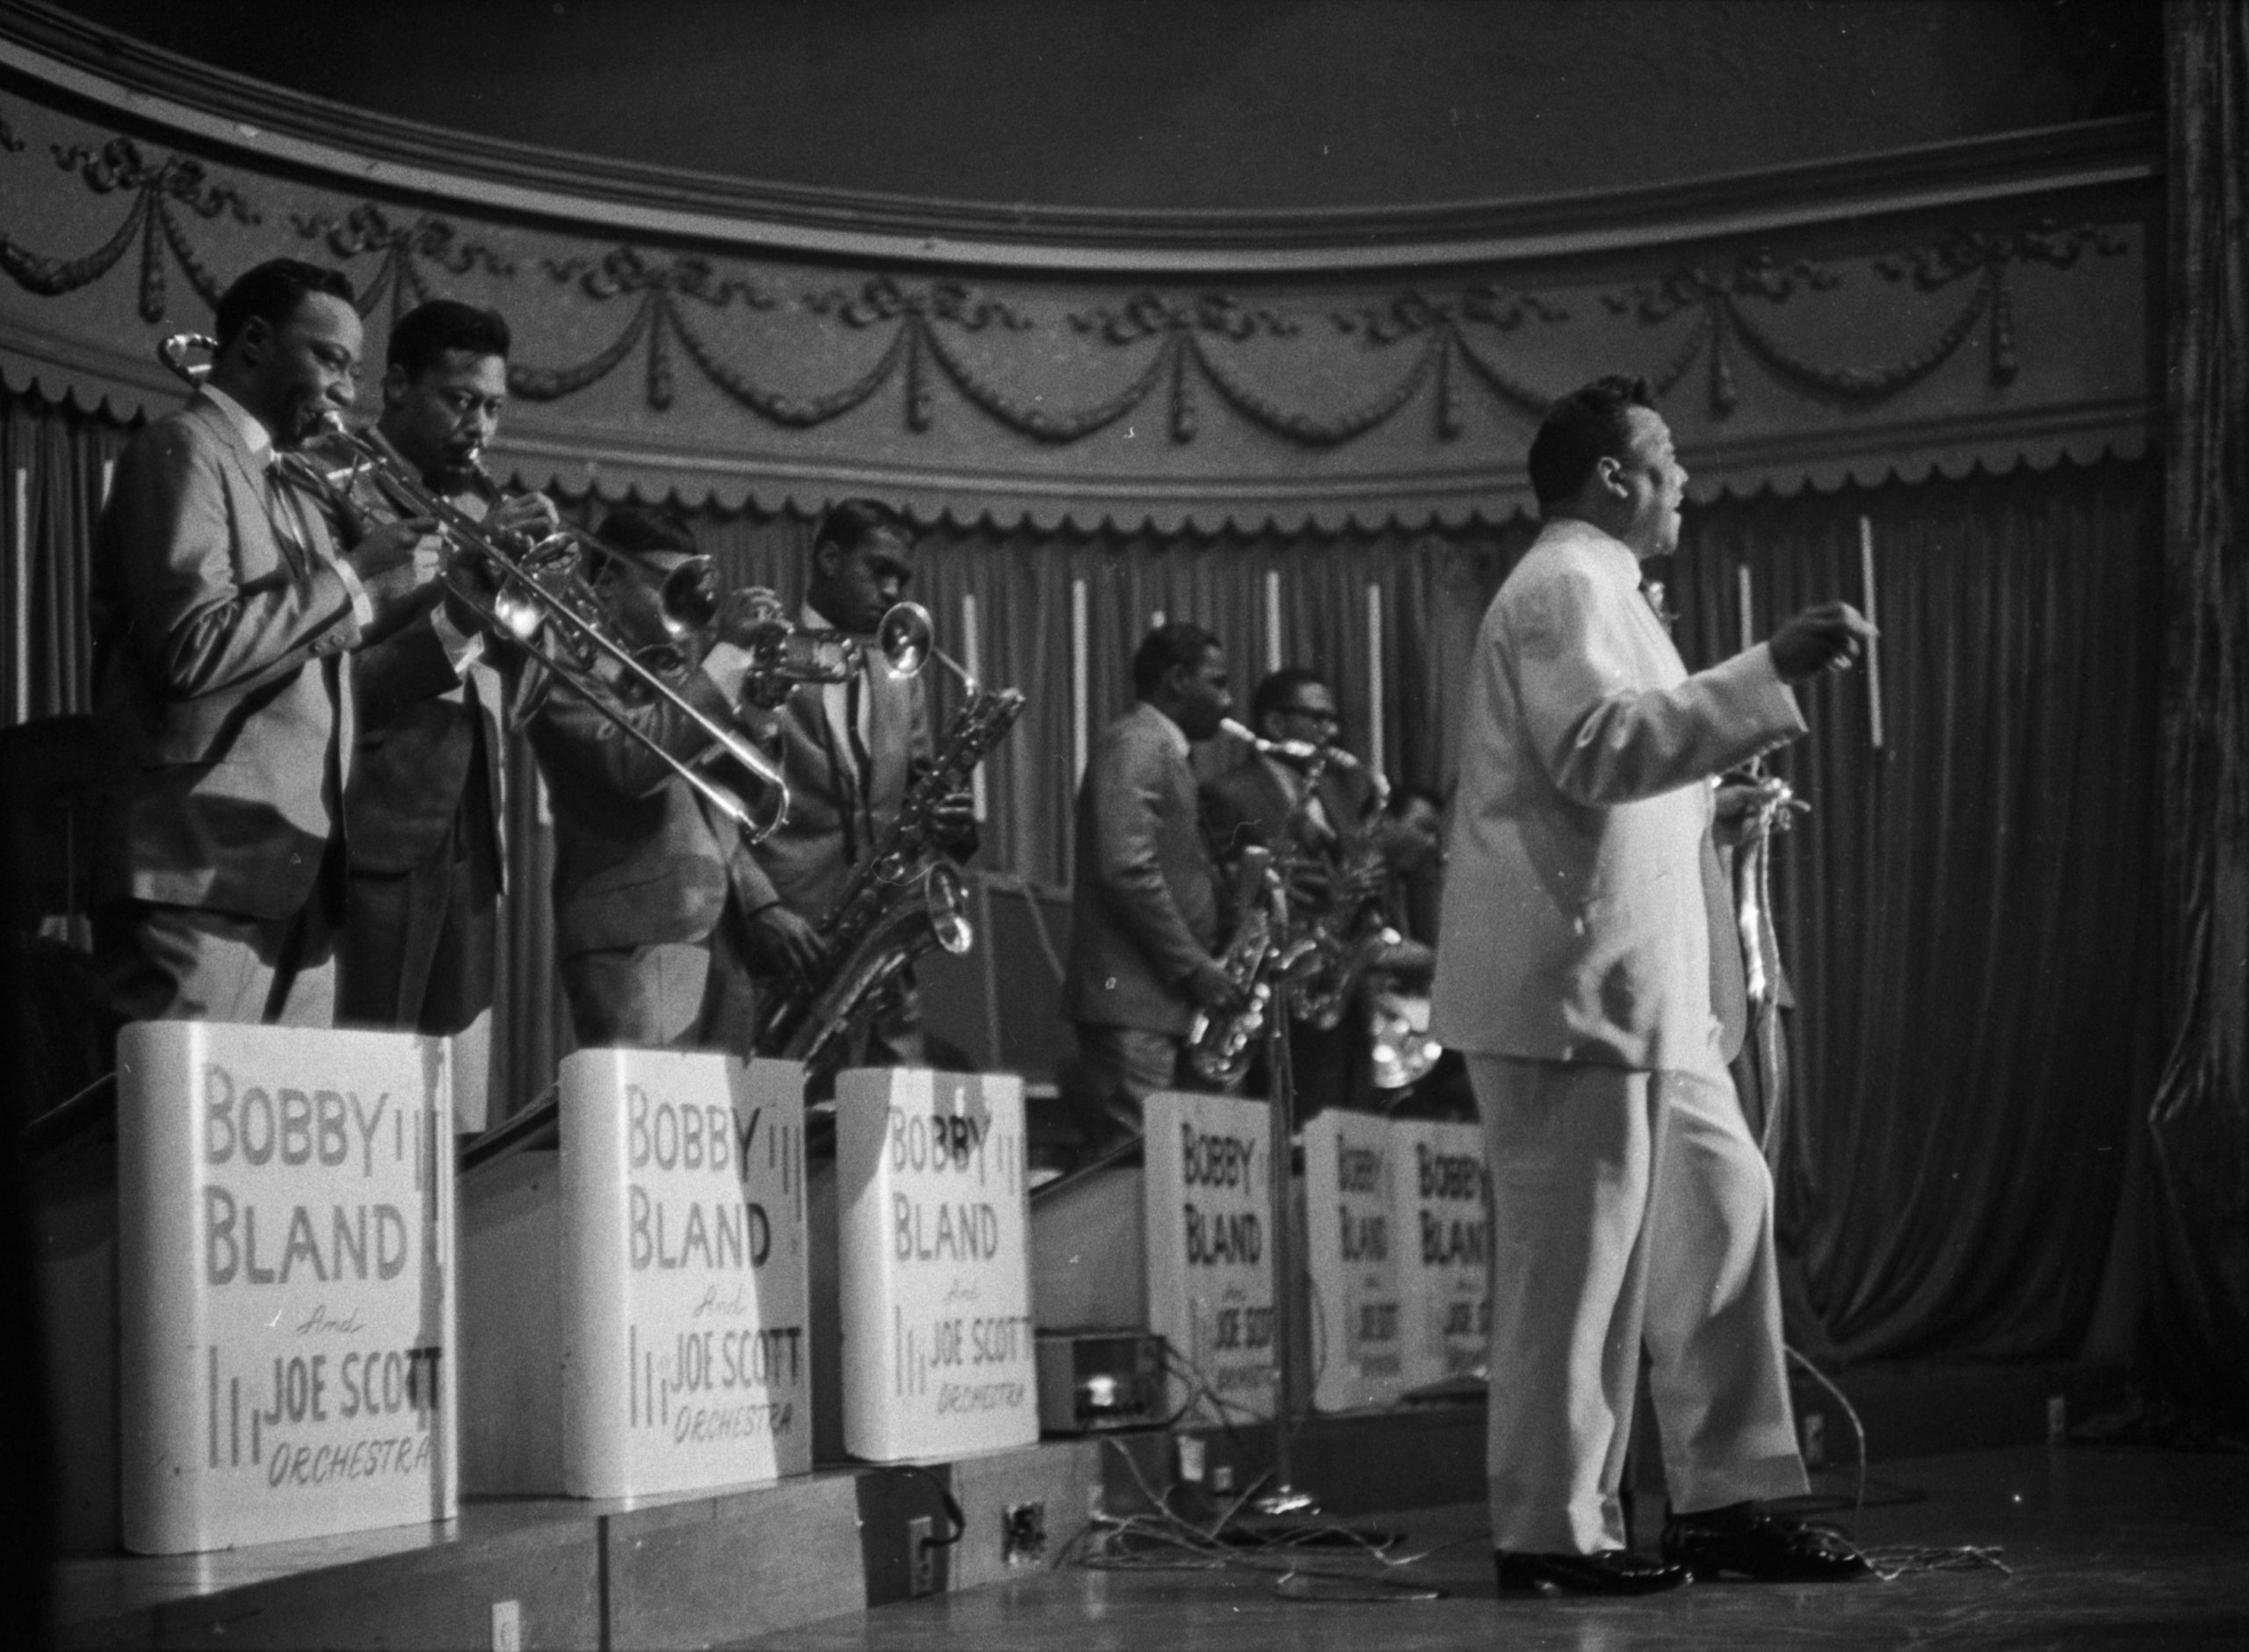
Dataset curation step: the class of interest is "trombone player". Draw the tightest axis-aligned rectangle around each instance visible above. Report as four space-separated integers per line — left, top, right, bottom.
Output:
526 509 781 1052
91 259 443 1028
334 299 558 1115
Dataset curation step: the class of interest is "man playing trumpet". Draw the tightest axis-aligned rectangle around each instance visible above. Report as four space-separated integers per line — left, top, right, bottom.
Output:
334 299 559 1115
91 259 443 1027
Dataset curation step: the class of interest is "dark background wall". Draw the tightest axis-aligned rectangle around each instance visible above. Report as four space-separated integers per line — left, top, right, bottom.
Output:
55 0 2157 210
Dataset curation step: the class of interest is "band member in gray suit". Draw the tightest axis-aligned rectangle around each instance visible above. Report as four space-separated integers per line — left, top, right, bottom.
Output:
91 259 441 1027
335 300 557 1110
738 498 973 1065
1063 622 1247 1129
527 509 775 1052
1429 375 1874 1596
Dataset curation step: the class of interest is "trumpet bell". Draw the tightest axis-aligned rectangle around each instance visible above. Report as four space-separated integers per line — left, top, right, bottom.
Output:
875 601 933 680
157 333 217 385
658 555 725 640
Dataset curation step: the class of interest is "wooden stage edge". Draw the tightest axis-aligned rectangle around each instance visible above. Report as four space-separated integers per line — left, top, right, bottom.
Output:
52 1360 2124 1652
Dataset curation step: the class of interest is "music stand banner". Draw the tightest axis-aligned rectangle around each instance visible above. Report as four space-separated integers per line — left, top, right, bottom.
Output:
835 1067 1037 1461
118 1021 458 1555
1141 1089 1278 1425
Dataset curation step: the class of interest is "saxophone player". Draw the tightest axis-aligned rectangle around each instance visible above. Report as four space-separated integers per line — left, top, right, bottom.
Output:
1061 623 1247 1137
333 300 558 1115
1200 667 1385 1118
526 509 778 1052
738 499 975 1068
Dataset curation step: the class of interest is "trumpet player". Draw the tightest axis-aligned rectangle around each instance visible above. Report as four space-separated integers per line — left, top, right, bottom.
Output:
739 499 973 1066
527 509 779 1053
334 300 559 1100
90 259 445 1028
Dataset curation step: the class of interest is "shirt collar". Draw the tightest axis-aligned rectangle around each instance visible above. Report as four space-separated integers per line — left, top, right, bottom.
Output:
1537 515 1645 591
198 384 273 461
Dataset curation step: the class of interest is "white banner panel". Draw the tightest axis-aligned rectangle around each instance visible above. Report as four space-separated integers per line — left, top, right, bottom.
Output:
835 1069 1037 1461
1391 1120 1491 1391
560 1050 810 1498
117 1021 458 1555
1141 1090 1276 1424
1303 1111 1407 1412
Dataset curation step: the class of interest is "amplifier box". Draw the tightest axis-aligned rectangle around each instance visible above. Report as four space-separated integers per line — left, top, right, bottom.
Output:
1034 1331 1168 1434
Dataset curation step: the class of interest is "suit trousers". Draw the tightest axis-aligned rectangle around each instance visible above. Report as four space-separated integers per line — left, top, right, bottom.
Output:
1074 1022 1183 1130
337 777 501 1124
1469 1051 1806 1555
97 893 338 1029
560 903 761 1056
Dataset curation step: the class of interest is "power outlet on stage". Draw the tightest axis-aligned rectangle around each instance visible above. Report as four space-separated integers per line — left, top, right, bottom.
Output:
908 1515 937 1598
1177 1435 1206 1483
1211 1462 1235 1494
1802 1412 1827 1468
1002 1500 1047 1567
490 1599 521 1652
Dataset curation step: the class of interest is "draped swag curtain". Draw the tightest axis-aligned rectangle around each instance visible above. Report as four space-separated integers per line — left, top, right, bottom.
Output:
2151 0 2249 1419
2 372 2165 1369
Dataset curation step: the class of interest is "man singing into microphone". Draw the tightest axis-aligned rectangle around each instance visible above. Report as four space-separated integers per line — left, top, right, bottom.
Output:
1431 375 1875 1596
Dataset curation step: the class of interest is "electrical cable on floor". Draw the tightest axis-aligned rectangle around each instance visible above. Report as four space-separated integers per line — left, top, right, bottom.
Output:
1784 1345 2011 1582
1054 1435 1452 1603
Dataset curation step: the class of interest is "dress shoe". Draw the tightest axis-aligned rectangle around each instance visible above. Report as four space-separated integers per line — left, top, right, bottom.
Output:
1660 1504 1872 1582
1494 1548 1691 1596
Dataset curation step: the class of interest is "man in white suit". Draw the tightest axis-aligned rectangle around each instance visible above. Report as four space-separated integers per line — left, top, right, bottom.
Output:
1430 375 1874 1596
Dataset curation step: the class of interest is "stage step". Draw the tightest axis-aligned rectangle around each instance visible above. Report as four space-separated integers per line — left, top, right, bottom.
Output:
54 1361 2124 1650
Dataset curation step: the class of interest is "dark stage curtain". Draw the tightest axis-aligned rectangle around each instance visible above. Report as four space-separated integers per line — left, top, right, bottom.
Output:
1672 460 2165 1365
2150 0 2249 1418
1 371 2173 1372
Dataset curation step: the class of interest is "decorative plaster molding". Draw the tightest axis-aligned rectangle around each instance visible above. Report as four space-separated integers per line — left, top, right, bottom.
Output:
0 48 2158 535
0 7 2159 276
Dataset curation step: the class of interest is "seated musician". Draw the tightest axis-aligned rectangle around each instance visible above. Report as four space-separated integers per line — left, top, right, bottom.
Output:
525 509 777 1052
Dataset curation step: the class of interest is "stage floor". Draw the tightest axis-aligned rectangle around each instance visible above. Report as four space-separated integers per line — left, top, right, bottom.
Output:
729 1445 2249 1650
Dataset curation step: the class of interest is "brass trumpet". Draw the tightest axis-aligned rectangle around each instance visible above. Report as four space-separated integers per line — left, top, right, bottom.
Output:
669 581 938 709
157 332 793 841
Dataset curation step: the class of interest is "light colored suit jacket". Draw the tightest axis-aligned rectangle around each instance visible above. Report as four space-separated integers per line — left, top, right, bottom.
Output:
90 391 364 920
1428 517 1805 1071
1063 701 1220 1036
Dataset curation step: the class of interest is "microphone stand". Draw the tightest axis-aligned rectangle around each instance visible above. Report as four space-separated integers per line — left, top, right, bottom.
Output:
1253 992 1318 1516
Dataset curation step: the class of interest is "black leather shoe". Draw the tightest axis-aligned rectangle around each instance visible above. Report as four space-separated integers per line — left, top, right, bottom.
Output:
1494 1548 1691 1596
1660 1504 1872 1582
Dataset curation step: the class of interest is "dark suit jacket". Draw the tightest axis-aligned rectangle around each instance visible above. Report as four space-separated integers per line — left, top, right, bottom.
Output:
90 391 365 920
1199 752 1378 874
739 653 931 922
528 660 765 958
339 458 506 878
1062 702 1220 1037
